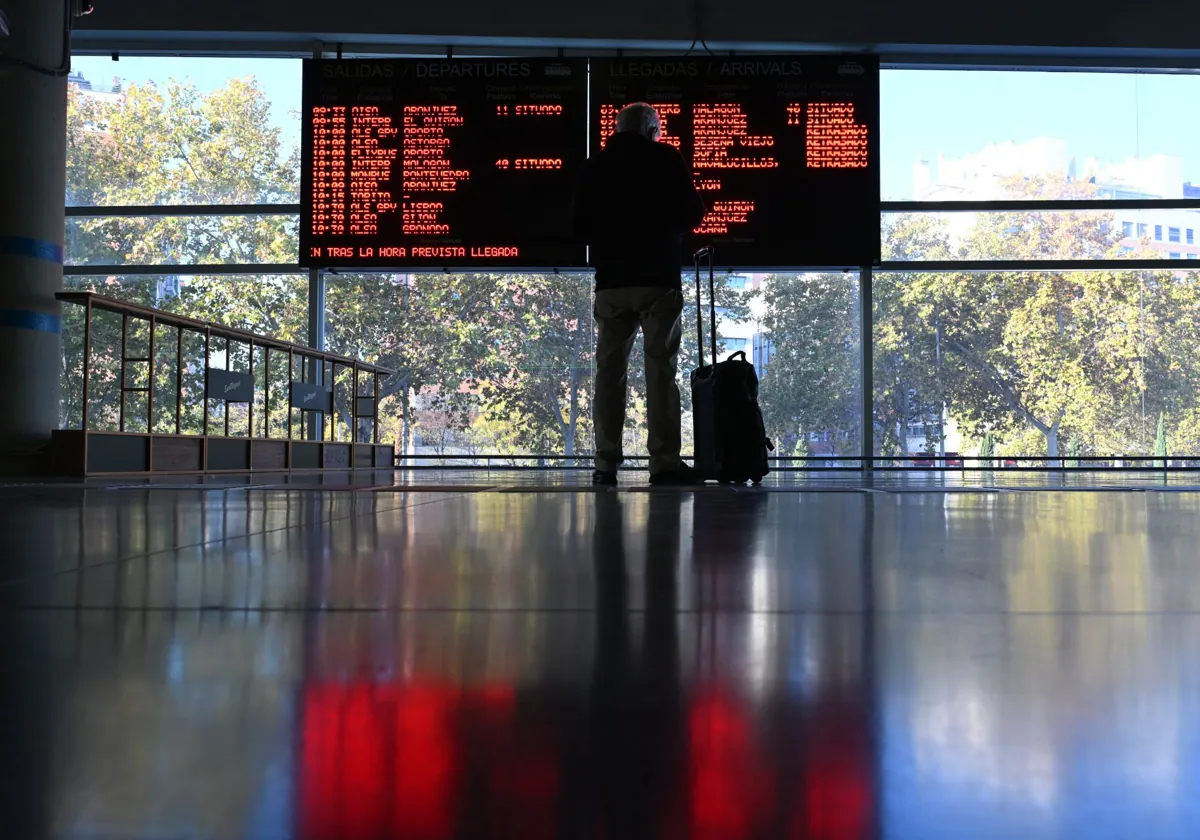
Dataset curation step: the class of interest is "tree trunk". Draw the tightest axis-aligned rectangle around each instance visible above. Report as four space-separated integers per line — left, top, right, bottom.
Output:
1045 423 1060 460
564 368 579 460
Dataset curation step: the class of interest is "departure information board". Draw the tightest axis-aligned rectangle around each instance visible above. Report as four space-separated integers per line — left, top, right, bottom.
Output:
590 56 880 268
300 58 588 268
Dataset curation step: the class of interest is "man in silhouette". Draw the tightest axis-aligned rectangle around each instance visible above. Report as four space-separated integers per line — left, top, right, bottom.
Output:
572 103 706 486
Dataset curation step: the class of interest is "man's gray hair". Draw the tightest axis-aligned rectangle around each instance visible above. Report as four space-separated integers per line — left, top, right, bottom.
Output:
616 102 661 140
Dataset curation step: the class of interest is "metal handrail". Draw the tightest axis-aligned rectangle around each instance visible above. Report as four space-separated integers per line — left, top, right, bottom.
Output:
59 291 391 444
66 203 301 217
882 198 1200 212
59 291 392 371
63 263 305 277
877 258 1200 273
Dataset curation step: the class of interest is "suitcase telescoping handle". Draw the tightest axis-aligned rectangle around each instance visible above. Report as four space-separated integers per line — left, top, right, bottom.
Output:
693 247 718 370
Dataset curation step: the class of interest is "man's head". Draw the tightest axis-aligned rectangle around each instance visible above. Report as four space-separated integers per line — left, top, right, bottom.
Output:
616 102 662 141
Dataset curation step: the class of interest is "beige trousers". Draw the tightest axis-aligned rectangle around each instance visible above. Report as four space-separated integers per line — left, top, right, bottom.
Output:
593 286 684 474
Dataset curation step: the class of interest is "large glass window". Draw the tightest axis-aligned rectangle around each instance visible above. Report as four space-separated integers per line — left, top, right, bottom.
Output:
882 209 1191 262
880 69 1200 265
882 70 1200 202
756 273 862 463
873 269 1200 461
323 272 770 462
324 273 596 458
67 57 301 206
880 67 1200 465
61 54 308 442
58 60 1200 466
66 214 299 266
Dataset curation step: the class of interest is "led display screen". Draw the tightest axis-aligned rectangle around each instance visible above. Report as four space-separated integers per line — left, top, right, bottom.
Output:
590 55 880 268
300 58 589 268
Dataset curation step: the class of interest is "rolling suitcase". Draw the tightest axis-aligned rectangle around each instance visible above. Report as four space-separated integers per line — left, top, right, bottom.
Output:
689 248 773 484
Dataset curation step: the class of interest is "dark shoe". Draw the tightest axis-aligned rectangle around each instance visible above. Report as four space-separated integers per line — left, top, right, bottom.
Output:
592 470 618 486
649 464 703 486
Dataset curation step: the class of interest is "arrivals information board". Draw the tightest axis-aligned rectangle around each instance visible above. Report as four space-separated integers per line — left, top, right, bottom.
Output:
589 55 880 268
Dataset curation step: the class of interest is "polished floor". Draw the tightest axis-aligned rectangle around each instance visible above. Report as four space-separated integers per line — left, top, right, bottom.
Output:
3 474 1200 839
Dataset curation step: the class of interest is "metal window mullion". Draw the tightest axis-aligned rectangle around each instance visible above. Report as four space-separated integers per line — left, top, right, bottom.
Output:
307 267 326 442
860 265 873 470
882 198 1200 213
63 263 302 277
877 258 1200 273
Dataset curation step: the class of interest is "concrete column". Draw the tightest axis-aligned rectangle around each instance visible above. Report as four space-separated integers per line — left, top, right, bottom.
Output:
0 0 69 473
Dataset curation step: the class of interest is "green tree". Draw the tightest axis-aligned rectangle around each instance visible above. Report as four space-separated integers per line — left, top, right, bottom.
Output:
883 176 1194 458
324 273 500 450
874 213 956 456
64 77 306 434
473 273 595 459
757 272 859 455
67 78 299 270
323 270 750 460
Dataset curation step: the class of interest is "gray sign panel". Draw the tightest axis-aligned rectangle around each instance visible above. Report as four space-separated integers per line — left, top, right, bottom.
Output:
290 382 333 413
355 396 377 418
206 368 254 403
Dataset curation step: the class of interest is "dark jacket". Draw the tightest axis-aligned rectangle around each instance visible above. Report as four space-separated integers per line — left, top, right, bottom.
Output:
571 132 706 291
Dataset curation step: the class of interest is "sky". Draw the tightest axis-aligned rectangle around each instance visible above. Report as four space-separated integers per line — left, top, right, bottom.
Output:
73 57 1200 201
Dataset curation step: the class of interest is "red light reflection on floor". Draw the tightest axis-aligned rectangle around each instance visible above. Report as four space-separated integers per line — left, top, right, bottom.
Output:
299 681 570 840
687 688 776 840
299 683 519 840
299 681 871 840
795 752 873 840
791 702 874 840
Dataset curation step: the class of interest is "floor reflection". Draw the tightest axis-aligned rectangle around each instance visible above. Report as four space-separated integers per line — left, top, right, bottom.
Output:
290 491 874 840
8 486 1200 838
591 492 686 839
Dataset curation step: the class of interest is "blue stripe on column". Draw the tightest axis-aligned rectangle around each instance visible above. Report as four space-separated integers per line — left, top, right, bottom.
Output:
0 236 64 264
0 309 62 334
